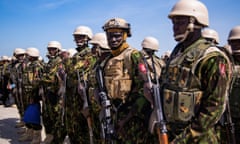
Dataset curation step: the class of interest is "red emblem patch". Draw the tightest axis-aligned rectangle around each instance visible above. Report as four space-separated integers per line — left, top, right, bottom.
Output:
219 63 226 76
138 63 147 74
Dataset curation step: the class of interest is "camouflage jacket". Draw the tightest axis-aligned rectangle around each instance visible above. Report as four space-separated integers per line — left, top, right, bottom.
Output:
65 47 96 87
162 38 232 143
41 55 61 91
22 60 44 89
229 59 240 118
99 46 153 143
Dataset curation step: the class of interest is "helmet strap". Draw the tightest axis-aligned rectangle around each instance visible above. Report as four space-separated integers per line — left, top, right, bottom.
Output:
175 17 202 43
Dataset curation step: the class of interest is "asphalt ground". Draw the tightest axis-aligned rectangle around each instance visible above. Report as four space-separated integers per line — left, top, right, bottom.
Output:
0 104 44 144
0 104 72 144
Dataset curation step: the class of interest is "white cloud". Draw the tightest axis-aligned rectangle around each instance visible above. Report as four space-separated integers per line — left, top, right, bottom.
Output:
40 0 75 9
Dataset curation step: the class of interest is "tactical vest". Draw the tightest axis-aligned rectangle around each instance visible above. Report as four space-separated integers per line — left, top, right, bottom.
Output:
104 47 136 103
22 61 42 90
163 39 230 122
229 64 240 118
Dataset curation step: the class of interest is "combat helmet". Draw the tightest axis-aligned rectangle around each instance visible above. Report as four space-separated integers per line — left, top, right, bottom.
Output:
102 18 131 37
73 26 93 40
141 36 159 51
89 33 110 49
168 0 209 27
14 48 25 56
26 47 40 57
202 28 219 44
47 41 62 50
228 25 240 41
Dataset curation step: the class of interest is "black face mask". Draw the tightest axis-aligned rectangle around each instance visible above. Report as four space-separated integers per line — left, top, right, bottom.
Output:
144 48 155 56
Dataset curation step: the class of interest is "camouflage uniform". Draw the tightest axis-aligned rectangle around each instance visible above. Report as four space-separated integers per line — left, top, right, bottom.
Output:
22 58 43 116
87 32 112 143
0 57 10 106
99 18 155 143
163 1 233 143
162 38 232 143
64 46 96 143
228 61 240 141
41 54 66 143
102 45 154 143
224 25 240 143
10 60 23 115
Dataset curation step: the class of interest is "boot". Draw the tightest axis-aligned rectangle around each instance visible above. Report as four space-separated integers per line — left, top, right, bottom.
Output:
17 127 26 134
63 135 71 144
41 134 54 144
30 130 41 144
18 128 33 142
15 121 25 128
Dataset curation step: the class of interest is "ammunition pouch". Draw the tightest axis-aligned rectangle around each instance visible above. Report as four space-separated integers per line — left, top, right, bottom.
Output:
105 78 132 102
163 89 203 122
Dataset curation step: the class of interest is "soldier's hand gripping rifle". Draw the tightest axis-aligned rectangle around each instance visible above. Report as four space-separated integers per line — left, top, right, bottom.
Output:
143 56 168 144
77 70 94 144
96 66 115 144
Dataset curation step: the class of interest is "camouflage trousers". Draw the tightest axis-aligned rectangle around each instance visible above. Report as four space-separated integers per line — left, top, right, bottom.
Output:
42 91 66 144
65 87 90 144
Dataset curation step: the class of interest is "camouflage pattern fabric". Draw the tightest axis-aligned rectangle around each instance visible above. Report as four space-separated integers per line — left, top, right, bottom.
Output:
100 47 156 144
41 55 66 143
162 38 232 144
64 47 97 144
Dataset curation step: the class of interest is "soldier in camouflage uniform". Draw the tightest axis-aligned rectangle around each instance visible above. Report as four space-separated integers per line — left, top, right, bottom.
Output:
64 25 96 143
0 56 10 106
95 17 154 143
88 32 112 143
41 41 64 144
18 47 43 144
226 25 240 143
140 36 165 81
4 56 17 107
201 28 232 143
9 48 26 128
161 0 232 143
139 37 167 140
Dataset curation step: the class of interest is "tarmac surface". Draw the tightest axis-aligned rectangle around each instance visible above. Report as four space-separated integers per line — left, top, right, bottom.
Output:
0 105 38 144
0 104 72 144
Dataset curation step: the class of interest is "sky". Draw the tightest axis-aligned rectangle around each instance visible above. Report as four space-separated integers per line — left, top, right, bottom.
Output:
0 0 239 61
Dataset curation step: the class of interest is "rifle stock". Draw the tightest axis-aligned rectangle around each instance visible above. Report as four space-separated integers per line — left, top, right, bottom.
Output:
157 129 168 144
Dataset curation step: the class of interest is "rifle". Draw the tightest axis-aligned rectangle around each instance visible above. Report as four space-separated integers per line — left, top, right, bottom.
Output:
223 69 236 144
143 56 168 144
77 70 94 144
96 66 115 144
224 97 236 144
56 71 67 126
17 66 24 117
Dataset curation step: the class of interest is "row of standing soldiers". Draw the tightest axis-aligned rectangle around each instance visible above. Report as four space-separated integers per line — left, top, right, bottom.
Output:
1 0 240 143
